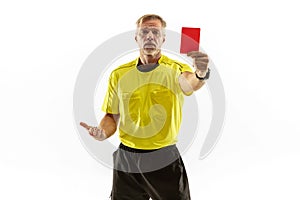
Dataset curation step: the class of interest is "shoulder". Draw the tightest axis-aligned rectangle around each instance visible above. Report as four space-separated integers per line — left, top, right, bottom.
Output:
114 59 137 72
159 55 193 73
110 58 138 77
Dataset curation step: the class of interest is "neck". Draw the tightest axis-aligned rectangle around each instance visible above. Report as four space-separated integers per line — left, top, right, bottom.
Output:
139 50 161 65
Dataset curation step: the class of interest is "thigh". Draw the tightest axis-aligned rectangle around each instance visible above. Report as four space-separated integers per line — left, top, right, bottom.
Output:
141 157 191 200
111 169 150 200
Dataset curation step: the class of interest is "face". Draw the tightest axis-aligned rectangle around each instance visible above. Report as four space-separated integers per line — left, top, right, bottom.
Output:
135 19 165 56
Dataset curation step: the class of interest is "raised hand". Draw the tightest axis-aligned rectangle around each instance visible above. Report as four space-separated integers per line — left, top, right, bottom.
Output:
187 51 209 78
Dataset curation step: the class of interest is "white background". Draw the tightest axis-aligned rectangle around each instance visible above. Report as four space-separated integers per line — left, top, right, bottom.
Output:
1 0 300 199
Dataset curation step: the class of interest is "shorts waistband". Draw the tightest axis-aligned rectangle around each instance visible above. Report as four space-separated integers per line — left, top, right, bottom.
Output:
119 143 176 153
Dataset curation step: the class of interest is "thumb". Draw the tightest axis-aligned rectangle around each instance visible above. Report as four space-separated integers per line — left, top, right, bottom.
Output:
80 122 91 130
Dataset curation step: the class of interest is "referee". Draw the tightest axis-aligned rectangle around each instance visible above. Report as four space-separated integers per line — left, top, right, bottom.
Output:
80 14 210 200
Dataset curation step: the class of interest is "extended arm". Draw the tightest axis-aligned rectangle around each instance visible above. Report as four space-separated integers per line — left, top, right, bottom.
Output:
179 51 209 94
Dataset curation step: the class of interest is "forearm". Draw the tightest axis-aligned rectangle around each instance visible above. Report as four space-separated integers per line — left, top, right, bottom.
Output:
98 113 119 139
179 71 205 94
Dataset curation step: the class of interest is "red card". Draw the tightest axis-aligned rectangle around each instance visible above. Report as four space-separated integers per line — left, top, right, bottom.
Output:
180 27 201 54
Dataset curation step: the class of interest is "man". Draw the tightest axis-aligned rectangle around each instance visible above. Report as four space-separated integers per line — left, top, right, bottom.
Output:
80 14 209 200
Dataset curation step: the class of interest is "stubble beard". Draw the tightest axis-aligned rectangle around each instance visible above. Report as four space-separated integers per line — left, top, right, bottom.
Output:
142 48 161 57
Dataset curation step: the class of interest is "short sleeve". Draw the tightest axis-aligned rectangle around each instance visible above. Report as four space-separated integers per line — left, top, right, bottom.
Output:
101 71 120 114
179 62 193 73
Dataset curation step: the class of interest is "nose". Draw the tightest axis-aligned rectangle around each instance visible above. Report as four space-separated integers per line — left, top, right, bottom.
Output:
146 31 154 41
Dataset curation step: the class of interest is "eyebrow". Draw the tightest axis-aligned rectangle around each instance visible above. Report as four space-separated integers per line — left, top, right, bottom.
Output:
140 23 162 27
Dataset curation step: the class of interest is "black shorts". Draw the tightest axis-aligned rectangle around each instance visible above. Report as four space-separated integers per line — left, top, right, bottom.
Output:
110 143 191 200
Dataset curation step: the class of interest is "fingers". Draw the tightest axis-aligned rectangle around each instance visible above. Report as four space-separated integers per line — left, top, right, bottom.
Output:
88 127 100 137
187 51 207 58
80 122 106 140
80 122 99 136
194 60 209 72
194 56 209 63
187 51 209 72
89 127 107 141
80 122 91 130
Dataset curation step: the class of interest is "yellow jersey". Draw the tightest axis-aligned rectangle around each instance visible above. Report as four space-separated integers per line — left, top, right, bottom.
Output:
102 55 193 149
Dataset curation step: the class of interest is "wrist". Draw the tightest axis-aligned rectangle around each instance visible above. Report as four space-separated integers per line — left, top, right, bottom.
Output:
195 68 210 80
